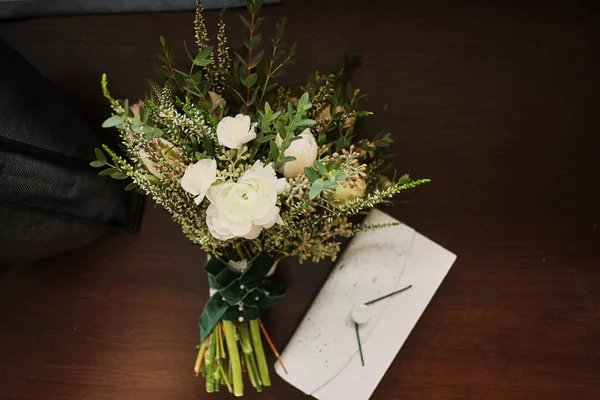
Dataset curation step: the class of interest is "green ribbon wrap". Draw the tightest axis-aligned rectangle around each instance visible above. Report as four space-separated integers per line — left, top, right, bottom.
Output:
199 253 286 342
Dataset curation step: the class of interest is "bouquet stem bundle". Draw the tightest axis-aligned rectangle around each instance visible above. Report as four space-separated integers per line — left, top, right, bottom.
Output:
195 319 281 395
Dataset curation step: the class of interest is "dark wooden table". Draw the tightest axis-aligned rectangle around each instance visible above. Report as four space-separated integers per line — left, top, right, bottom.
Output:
1 1 599 399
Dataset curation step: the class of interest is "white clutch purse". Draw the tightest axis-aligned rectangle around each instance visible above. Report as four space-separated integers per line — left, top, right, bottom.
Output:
275 209 457 399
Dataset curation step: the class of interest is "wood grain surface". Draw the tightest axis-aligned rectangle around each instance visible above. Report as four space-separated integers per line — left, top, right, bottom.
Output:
1 1 599 399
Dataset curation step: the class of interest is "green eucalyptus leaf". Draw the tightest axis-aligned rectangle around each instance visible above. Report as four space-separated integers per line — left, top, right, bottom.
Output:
196 101 212 110
271 67 287 78
102 115 124 128
280 156 297 164
244 73 258 87
289 41 297 56
191 70 203 83
238 64 249 81
297 92 309 110
239 14 252 30
322 180 338 190
295 118 316 127
258 134 276 143
90 160 105 168
99 167 117 176
346 82 354 101
250 50 264 68
397 174 411 185
249 87 259 105
249 34 262 49
304 167 320 182
130 119 142 133
309 179 325 199
317 131 327 145
232 88 246 104
146 174 160 184
268 140 280 162
335 136 348 151
332 171 348 181
201 135 214 157
260 118 270 132
94 148 107 163
254 17 265 30
194 58 212 67
197 46 213 60
265 83 278 93
174 68 189 77
273 48 286 60
264 102 273 115
314 160 327 175
125 182 139 191
242 35 251 50
140 107 149 123
110 171 128 180
183 40 195 62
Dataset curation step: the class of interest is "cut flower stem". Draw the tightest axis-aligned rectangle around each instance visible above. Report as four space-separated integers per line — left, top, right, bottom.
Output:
222 320 244 396
198 318 276 395
250 319 271 386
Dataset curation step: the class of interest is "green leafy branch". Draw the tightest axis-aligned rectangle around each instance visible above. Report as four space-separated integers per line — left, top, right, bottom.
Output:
232 0 265 114
304 159 347 199
259 18 296 104
264 93 316 169
90 147 137 190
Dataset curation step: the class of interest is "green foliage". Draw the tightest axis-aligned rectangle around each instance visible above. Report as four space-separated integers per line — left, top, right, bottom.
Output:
94 148 106 163
96 0 429 265
358 221 402 232
102 115 124 128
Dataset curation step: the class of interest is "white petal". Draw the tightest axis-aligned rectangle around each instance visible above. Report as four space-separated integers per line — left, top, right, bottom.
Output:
206 204 233 240
194 192 206 204
254 205 280 227
243 224 263 240
275 177 289 194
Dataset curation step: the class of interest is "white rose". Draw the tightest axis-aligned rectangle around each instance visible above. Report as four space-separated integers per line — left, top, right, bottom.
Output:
206 160 287 240
276 128 318 179
180 158 218 204
139 138 179 179
217 114 256 149
209 91 226 110
334 178 367 203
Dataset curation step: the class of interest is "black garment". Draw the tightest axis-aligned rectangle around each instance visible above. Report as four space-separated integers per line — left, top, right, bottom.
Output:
0 38 143 272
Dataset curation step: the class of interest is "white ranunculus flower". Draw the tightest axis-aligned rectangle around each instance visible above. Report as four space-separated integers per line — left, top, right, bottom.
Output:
139 138 179 179
180 158 218 204
206 161 287 240
217 114 256 149
208 91 226 110
276 128 318 179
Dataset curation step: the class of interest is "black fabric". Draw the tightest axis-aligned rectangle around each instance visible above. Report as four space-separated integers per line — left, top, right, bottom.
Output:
0 38 144 272
0 0 281 21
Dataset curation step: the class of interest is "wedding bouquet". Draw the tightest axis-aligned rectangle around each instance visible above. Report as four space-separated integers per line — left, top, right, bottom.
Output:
93 0 428 396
